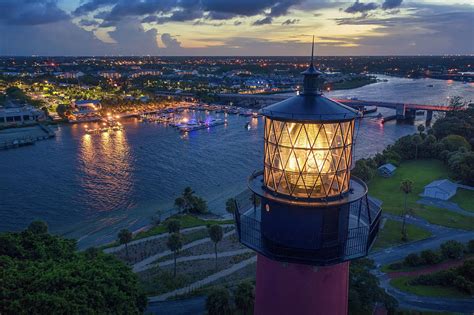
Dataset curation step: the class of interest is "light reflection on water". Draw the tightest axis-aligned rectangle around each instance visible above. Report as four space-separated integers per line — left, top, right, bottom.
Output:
0 76 472 248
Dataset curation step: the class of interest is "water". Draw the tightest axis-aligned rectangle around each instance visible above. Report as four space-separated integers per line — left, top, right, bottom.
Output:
0 76 472 248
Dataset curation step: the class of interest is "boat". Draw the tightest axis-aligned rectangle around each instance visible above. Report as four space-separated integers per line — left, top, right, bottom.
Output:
176 117 225 133
245 122 251 130
427 84 434 87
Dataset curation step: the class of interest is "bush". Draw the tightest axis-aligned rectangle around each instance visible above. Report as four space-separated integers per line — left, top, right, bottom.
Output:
467 240 474 254
453 275 474 295
388 262 403 270
206 288 233 315
404 253 421 267
440 240 465 259
420 249 441 265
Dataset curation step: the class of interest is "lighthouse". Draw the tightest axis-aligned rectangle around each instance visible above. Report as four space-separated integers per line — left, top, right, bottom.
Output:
233 39 382 315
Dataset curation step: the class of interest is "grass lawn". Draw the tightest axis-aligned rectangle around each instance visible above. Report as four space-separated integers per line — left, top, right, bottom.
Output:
368 159 474 231
101 214 234 249
451 188 474 212
134 214 234 240
372 219 432 250
390 276 469 299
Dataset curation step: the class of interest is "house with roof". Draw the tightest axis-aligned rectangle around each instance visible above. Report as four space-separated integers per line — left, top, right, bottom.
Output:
423 179 457 200
377 163 397 178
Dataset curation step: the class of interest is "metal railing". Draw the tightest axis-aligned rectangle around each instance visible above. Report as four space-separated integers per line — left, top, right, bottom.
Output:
233 188 382 266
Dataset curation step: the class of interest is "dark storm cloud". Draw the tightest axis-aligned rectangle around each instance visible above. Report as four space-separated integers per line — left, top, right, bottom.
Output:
252 16 273 25
161 33 182 49
344 1 378 14
73 0 304 24
0 0 69 25
382 0 403 10
282 19 300 25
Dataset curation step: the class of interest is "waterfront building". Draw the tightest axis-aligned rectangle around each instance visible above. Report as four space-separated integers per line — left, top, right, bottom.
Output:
423 179 457 200
74 100 101 113
378 163 397 177
233 42 381 314
0 106 45 124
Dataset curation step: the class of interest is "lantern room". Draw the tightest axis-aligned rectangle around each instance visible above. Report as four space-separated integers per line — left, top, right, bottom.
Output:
233 42 381 266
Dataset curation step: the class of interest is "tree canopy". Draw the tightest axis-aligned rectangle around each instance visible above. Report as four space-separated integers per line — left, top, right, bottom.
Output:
0 222 147 314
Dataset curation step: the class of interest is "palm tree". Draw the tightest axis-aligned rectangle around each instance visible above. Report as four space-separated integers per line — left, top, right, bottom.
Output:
208 225 224 271
118 229 133 260
400 179 413 241
167 233 183 277
412 135 422 159
166 219 181 233
225 198 236 215
417 124 425 135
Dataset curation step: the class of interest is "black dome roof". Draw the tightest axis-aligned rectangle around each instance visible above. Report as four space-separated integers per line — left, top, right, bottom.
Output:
261 94 360 122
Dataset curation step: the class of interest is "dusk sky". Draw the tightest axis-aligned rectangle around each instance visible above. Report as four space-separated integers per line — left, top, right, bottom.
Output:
1 0 473 56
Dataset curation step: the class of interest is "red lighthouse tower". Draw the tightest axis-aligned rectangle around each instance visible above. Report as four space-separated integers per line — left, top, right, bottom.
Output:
233 40 382 315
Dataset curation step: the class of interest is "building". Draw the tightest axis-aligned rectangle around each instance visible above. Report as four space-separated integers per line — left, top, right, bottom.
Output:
99 71 121 79
378 163 397 177
0 106 45 124
423 179 457 200
74 100 101 113
233 41 381 315
58 71 84 79
128 69 162 78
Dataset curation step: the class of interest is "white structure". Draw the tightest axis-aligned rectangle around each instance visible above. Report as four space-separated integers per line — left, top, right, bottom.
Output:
378 163 397 178
423 179 457 200
0 106 45 124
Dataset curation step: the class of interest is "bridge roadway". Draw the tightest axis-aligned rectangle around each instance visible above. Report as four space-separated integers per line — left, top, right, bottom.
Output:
217 93 460 113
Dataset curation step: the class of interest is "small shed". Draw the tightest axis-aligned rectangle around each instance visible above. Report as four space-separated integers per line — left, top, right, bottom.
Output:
378 163 397 178
423 179 457 200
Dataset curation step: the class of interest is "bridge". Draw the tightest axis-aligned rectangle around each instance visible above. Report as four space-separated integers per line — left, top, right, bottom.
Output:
217 93 462 122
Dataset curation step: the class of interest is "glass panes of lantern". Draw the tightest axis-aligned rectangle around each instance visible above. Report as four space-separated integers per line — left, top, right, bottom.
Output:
263 117 354 198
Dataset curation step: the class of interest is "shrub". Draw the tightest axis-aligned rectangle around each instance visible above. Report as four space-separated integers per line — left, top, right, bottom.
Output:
453 275 474 295
440 240 465 259
467 240 474 254
206 288 233 315
404 253 421 267
388 262 403 270
420 249 441 265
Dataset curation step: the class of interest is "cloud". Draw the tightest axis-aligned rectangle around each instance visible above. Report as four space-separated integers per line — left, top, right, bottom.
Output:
73 0 304 25
344 1 378 14
282 18 299 25
382 0 403 10
234 20 243 26
0 0 69 25
161 33 181 49
78 19 99 27
107 18 159 54
252 16 273 25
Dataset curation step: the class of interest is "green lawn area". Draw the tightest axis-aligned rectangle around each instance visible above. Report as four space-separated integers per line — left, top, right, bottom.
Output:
451 188 474 212
390 276 469 299
368 159 474 231
101 214 234 249
372 219 432 250
134 214 234 240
